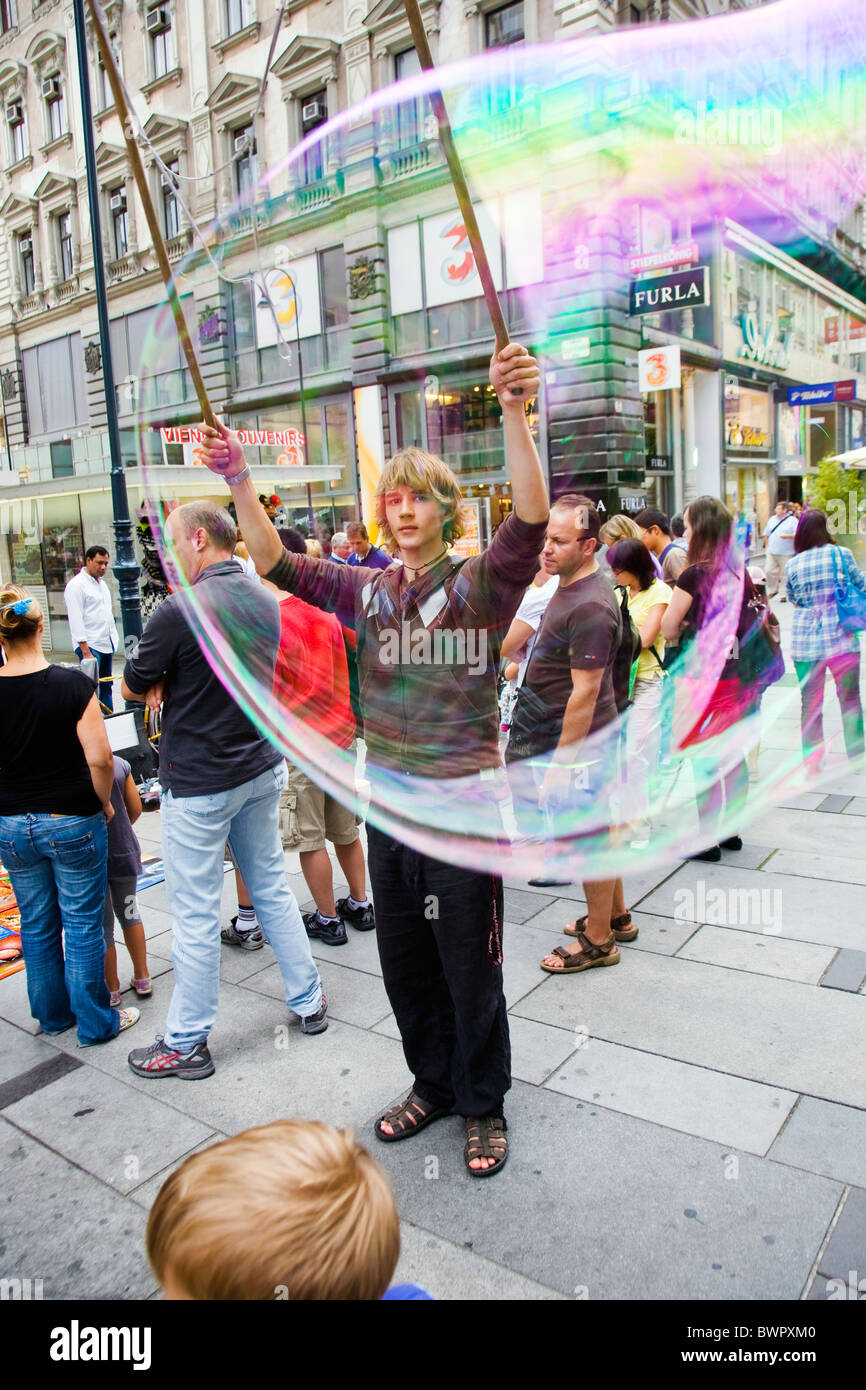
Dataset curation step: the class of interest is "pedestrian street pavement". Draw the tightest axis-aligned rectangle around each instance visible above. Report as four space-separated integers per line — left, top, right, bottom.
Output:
2 614 866 1300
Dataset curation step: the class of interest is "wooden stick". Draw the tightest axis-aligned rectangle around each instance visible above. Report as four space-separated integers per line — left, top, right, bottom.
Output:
85 0 216 427
403 0 511 356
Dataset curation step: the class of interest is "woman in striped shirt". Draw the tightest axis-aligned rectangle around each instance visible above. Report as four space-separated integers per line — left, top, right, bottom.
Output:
786 510 866 767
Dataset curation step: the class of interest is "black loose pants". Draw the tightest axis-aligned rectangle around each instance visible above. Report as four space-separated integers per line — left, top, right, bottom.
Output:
366 824 510 1118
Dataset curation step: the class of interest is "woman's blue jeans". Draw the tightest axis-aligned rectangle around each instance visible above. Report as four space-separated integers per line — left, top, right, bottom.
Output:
0 812 118 1045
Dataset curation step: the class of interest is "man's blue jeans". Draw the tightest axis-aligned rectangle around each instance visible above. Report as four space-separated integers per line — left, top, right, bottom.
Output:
75 646 114 711
161 762 322 1051
0 813 118 1045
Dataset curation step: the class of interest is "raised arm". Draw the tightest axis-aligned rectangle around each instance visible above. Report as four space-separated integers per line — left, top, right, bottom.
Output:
489 344 548 525
190 424 360 624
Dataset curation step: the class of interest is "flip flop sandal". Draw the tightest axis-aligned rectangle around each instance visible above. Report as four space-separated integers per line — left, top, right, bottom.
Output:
464 1115 508 1179
541 931 620 974
564 911 637 942
374 1090 450 1143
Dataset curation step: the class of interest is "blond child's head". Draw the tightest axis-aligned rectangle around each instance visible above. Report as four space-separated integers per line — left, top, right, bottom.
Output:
374 447 467 549
147 1120 400 1301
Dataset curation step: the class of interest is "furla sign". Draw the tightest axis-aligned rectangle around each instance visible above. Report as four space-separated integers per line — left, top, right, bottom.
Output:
630 266 709 316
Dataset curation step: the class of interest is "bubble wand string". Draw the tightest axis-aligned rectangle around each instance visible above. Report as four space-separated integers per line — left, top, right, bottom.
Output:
403 0 520 393
85 0 217 429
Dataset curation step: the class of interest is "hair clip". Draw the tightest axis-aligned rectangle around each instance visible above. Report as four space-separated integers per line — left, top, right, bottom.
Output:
1 598 32 615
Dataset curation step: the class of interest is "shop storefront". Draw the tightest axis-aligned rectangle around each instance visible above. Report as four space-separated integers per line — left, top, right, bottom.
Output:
388 370 539 550
722 221 866 527
723 373 774 538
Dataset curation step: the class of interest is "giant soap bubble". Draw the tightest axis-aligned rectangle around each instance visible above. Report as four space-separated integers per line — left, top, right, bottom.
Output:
134 0 866 881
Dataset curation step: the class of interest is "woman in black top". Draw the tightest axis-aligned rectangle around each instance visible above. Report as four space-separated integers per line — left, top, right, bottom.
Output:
661 498 751 863
0 586 140 1045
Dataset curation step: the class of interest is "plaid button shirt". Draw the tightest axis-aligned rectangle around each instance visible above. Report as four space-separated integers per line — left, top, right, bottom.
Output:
786 545 866 661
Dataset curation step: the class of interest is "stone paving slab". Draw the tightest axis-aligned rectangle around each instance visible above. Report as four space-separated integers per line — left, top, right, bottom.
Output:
820 949 866 993
0 1017 58 1084
504 887 556 922
544 1038 796 1155
511 950 866 1108
816 1187 866 1284
394 1220 567 1300
505 1015 580 1086
243 957 393 1030
639 862 866 951
677 926 837 986
0 1116 157 1299
765 849 866 888
0 968 40 1035
769 1098 866 1189
739 807 866 856
127 1136 226 1211
840 796 866 815
146 926 280 985
4 1065 216 1195
40 983 414 1136
371 1081 842 1301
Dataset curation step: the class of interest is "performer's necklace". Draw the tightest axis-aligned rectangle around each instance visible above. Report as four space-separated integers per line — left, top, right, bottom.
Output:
401 545 449 581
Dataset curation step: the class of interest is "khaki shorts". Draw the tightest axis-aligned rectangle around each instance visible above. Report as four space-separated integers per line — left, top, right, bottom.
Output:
279 758 361 853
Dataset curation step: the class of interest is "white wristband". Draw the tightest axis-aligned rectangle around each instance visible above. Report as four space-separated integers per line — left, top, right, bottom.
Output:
224 465 251 487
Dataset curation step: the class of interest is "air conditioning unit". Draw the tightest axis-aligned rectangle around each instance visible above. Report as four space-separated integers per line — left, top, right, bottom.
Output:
233 133 251 153
19 237 31 254
146 7 169 34
6 101 22 125
42 77 61 101
110 192 126 212
301 99 324 125
159 171 176 187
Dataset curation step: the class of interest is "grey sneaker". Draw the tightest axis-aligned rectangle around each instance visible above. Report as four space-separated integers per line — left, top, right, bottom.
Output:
299 992 328 1035
336 897 376 932
128 1034 215 1080
221 916 264 950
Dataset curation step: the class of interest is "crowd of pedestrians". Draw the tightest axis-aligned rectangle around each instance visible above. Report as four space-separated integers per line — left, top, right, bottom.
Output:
3 340 866 1296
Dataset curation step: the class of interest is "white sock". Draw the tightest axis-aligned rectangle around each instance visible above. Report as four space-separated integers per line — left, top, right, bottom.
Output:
236 906 257 933
347 895 370 911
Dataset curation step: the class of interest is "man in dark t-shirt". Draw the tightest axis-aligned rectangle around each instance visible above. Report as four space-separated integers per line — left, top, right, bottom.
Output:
121 501 324 1081
509 495 635 975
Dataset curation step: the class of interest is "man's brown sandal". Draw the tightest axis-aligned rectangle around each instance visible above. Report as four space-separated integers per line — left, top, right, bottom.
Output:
464 1115 508 1178
541 930 620 974
564 911 637 942
374 1090 450 1143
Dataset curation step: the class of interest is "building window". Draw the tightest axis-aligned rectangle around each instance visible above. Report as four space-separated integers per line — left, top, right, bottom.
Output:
233 122 256 198
320 246 347 330
147 6 174 80
97 33 120 110
58 211 73 280
162 158 180 238
0 1 15 36
394 47 427 148
226 0 252 35
50 440 74 479
485 1 524 48
110 186 128 259
8 103 26 162
19 232 35 295
300 91 328 183
44 73 66 141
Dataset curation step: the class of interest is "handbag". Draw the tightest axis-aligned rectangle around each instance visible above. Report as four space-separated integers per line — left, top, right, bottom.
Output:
506 681 563 761
831 546 866 634
735 573 785 694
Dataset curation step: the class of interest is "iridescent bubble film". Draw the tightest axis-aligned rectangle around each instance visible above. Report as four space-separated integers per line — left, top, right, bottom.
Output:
136 0 866 880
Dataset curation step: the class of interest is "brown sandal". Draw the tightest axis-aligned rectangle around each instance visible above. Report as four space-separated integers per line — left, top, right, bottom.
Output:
464 1115 508 1178
564 911 637 942
374 1090 450 1143
541 931 620 974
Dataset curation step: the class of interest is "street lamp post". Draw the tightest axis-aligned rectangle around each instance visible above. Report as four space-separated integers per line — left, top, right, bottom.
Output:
72 0 142 652
272 270 315 536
